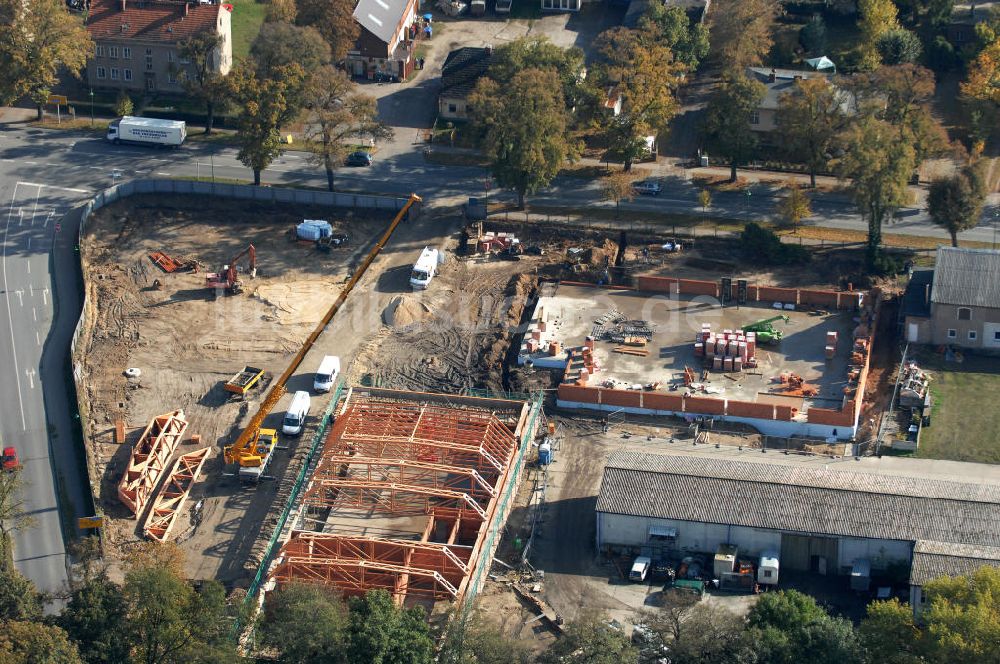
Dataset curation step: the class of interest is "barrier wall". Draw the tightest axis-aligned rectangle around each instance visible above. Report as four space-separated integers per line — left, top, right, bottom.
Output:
633 275 860 311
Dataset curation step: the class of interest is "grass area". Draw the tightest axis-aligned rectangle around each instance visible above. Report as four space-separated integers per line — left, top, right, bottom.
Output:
29 118 105 135
782 226 995 250
230 0 268 60
423 150 491 168
916 353 1000 464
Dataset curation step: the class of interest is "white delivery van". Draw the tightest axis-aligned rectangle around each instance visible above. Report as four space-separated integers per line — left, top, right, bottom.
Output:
409 246 439 290
313 355 341 393
282 391 311 435
107 116 186 147
629 556 651 582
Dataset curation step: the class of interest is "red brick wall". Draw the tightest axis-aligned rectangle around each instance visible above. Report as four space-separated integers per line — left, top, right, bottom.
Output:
837 292 862 309
636 276 679 293
799 289 840 308
643 393 685 412
600 389 643 408
683 395 726 415
757 286 798 303
558 384 599 404
806 407 855 426
726 400 776 419
774 405 797 421
676 279 719 297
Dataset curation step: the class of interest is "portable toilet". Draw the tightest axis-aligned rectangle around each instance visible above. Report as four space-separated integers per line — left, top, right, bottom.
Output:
538 439 552 465
850 559 871 592
757 552 780 586
713 544 738 578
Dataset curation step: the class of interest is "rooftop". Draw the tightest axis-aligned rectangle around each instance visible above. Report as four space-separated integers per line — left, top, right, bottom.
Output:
931 246 1000 309
354 0 411 45
901 269 934 319
440 47 493 101
86 0 223 43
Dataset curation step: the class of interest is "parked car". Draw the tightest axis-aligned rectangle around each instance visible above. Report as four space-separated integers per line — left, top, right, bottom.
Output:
346 151 373 167
2 447 19 471
633 180 662 196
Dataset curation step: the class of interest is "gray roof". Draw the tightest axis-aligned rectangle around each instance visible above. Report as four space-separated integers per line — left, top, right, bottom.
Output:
931 247 1000 309
353 0 409 45
596 450 1000 547
747 67 832 110
910 540 1000 585
901 269 934 319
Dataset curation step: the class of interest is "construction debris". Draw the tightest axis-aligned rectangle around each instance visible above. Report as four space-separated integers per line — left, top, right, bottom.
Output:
143 448 210 543
118 410 188 517
148 251 195 273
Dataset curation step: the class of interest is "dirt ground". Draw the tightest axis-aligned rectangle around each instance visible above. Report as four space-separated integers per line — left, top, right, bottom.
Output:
78 194 387 572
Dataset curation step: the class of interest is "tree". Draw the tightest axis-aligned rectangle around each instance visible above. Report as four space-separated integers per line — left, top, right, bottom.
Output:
703 74 766 182
304 66 392 191
346 590 434 664
895 0 955 35
961 38 1000 133
177 33 229 134
114 91 134 118
800 14 828 56
775 77 845 187
250 22 329 128
638 3 711 70
647 603 749 664
0 621 83 664
707 0 780 72
58 575 131 664
875 65 947 164
747 590 863 664
266 0 297 23
228 61 306 185
536 610 638 664
592 28 684 171
928 162 988 246
857 599 924 664
921 566 1000 663
0 567 43 622
776 181 812 227
295 0 359 64
0 466 34 548
601 171 636 217
440 616 532 664
0 0 92 119
877 29 924 65
858 0 901 70
836 116 915 271
699 189 712 212
470 68 577 208
260 583 347 664
487 37 586 114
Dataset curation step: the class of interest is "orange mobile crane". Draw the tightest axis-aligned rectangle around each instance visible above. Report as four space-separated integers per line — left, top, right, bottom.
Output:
206 244 256 296
223 194 422 477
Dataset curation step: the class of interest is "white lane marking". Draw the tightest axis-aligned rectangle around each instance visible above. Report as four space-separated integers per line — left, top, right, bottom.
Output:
44 211 53 227
15 290 23 306
3 183 27 429
16 182 88 194
25 369 35 389
29 285 32 297
32 307 36 322
156 172 170 176
42 288 48 306
35 331 40 346
26 261 30 275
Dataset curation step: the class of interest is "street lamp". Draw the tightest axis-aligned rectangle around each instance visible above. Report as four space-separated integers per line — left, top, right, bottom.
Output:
89 89 94 128
744 187 752 220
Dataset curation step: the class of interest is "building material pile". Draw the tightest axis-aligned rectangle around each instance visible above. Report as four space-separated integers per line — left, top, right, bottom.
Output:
898 362 930 408
695 323 756 372
591 310 655 344
143 447 209 542
118 410 188 517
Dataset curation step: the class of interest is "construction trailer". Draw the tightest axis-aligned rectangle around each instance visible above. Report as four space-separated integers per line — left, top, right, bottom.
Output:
268 388 539 608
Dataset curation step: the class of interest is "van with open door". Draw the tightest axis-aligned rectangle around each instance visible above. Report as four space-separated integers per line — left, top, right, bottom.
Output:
282 391 311 436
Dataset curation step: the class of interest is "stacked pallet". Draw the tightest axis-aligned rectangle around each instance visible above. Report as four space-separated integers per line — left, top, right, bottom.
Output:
695 325 757 371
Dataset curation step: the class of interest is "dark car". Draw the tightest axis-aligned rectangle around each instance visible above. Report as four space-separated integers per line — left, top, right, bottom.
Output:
346 151 373 167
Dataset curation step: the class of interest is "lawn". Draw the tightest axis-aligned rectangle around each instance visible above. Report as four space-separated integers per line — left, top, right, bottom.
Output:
229 0 267 61
916 353 1000 464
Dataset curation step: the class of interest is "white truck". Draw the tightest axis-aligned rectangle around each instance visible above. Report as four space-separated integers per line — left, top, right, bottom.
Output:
409 246 439 290
106 116 186 147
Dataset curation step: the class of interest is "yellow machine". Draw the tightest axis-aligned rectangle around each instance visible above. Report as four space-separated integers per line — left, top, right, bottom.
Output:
227 428 278 482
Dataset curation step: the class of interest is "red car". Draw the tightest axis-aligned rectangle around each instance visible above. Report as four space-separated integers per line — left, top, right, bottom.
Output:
2 447 19 471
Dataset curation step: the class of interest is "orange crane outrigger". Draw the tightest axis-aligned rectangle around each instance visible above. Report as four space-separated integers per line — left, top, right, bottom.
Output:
206 244 256 296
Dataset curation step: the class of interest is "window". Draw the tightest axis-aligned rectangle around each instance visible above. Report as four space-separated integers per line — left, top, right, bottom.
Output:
145 48 152 56
96 66 106 79
110 68 119 80
124 69 132 81
123 47 131 59
958 307 971 320
947 329 957 339
109 46 119 59
146 55 153 71
448 103 457 113
995 331 1000 342
749 110 760 125
763 570 773 578
167 51 174 62
95 45 105 57
969 330 978 341
167 71 177 84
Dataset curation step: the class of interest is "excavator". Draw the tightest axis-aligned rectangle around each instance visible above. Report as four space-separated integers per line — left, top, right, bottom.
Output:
742 314 790 344
206 244 256 296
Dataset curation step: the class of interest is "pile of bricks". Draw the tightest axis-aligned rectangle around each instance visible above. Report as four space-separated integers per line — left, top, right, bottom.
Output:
693 324 757 372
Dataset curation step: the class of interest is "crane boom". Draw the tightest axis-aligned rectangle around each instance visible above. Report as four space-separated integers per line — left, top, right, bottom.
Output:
224 194 422 467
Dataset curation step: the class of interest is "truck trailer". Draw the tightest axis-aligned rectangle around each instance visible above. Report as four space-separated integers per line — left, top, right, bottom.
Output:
107 116 186 147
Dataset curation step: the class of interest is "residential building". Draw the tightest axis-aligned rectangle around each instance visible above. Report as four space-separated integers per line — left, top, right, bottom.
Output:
947 1 999 48
347 0 418 81
85 0 231 94
438 46 493 121
745 67 836 133
902 247 1000 349
595 448 1000 617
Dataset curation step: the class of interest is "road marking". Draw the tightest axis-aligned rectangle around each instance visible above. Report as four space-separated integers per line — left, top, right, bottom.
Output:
3 182 27 429
15 289 23 306
44 211 53 227
25 369 35 389
26 236 30 250
16 182 88 194
35 331 40 346
32 307 36 322
42 288 48 306
156 172 170 176
26 261 30 275
29 285 32 297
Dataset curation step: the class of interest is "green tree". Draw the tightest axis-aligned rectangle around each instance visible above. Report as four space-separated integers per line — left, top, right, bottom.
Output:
0 566 42 622
59 575 131 664
470 68 577 208
176 33 229 135
486 37 586 114
652 603 750 664
295 0 359 64
836 116 916 271
114 91 134 118
260 583 347 664
0 621 82 664
704 74 766 182
800 14 828 56
440 616 532 664
537 611 638 664
638 3 711 70
857 598 924 664
592 28 684 171
304 66 392 192
858 0 901 69
877 29 924 65
0 465 34 550
250 22 329 128
601 171 636 217
707 0 780 72
921 566 1000 663
747 590 863 664
775 76 845 187
895 0 955 35
928 162 988 247
776 181 812 227
0 0 92 119
228 61 306 185
346 590 434 664
874 65 947 164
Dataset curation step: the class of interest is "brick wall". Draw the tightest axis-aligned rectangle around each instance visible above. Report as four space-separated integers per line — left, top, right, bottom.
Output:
600 389 643 408
643 393 685 412
727 400 776 419
806 407 855 426
756 286 799 303
683 395 727 415
799 289 840 308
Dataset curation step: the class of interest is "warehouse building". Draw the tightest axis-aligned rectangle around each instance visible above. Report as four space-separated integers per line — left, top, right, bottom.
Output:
595 448 1000 608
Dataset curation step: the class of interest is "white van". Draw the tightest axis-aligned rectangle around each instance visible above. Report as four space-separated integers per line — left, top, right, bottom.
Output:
313 355 341 393
409 246 439 290
282 391 311 435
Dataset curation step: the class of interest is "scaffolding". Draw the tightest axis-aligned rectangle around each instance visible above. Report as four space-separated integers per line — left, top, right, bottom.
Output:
143 448 210 543
270 391 532 606
118 409 188 517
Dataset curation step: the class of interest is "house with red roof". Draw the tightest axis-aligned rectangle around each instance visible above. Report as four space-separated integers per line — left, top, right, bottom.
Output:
85 0 232 94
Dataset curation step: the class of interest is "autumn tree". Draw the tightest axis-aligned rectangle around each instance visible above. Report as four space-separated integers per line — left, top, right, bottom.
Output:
0 621 83 664
921 566 1000 663
876 65 948 164
643 602 750 664
250 22 329 128
228 61 306 185
486 37 587 114
114 91 134 117
58 573 131 664
638 2 710 70
177 33 229 134
857 599 924 664
699 189 712 211
303 65 392 191
296 0 359 64
346 590 435 664
775 77 845 187
266 0 297 23
961 38 1000 135
928 161 988 246
260 583 347 664
776 181 812 227
470 68 578 208
0 567 43 623
703 74 766 182
836 115 916 271
601 171 636 217
591 28 684 170
0 0 92 119
0 464 34 549
707 0 780 72
536 610 638 664
858 0 901 70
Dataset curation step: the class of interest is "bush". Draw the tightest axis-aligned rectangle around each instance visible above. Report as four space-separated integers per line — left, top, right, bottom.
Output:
740 223 810 265
926 35 958 71
114 91 133 117
876 29 923 65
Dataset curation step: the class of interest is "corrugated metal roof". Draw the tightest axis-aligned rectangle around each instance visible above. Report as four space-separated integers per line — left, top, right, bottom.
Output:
910 540 1000 584
353 0 411 46
931 247 1000 309
596 451 1000 546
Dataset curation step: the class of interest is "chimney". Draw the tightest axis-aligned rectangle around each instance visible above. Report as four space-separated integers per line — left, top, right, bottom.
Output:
184 2 189 15
120 0 125 11
767 69 776 83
